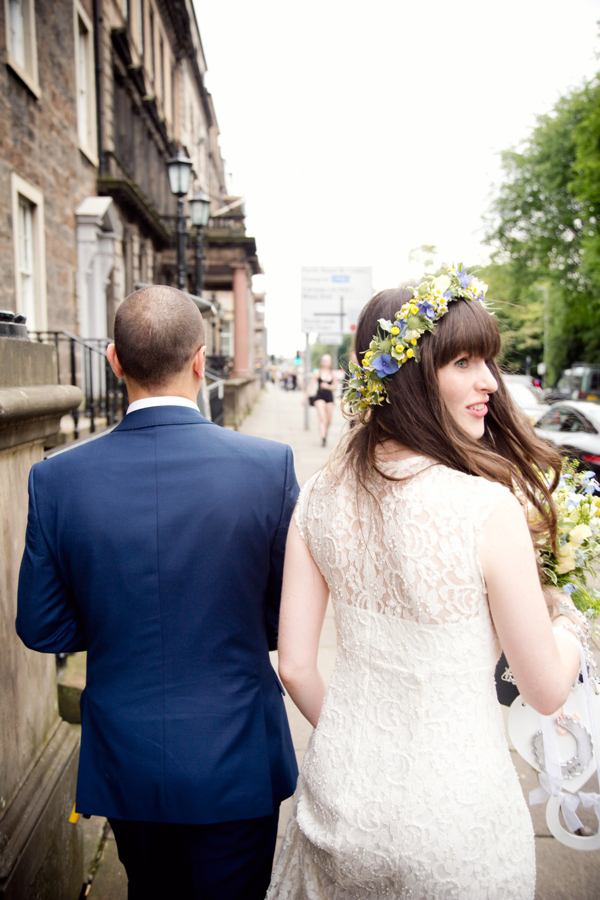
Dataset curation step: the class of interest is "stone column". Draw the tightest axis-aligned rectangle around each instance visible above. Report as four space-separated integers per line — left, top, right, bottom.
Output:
232 263 250 377
0 321 84 900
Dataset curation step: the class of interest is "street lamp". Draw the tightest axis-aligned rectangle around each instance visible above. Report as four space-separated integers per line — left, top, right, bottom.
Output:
167 149 193 291
189 189 211 296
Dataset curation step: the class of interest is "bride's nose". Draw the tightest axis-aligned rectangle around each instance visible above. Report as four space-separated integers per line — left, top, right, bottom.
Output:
477 362 498 394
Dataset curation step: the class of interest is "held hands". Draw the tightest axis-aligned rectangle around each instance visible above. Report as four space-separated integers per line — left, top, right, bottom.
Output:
543 585 575 621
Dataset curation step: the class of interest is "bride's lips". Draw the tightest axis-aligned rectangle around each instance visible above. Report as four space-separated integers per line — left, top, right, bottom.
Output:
467 402 488 418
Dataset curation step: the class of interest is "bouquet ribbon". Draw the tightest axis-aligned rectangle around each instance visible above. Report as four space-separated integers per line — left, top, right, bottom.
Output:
579 792 600 823
530 635 600 838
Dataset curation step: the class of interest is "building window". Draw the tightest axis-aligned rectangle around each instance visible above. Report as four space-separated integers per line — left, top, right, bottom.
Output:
221 321 234 358
123 0 130 25
137 0 144 58
11 174 47 332
5 0 40 96
159 34 164 103
171 62 176 128
149 5 155 84
74 2 97 163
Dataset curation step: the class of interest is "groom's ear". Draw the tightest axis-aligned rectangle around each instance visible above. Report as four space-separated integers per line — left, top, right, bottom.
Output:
106 343 125 378
192 345 206 382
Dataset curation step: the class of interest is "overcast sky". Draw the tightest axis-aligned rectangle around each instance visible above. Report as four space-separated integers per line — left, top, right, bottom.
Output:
193 0 600 357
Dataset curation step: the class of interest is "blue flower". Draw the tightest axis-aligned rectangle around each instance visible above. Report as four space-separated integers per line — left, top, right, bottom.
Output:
563 582 577 595
458 266 471 289
417 300 435 320
372 354 399 377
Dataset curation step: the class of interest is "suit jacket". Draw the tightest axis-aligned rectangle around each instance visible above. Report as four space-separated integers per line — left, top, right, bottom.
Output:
17 406 299 824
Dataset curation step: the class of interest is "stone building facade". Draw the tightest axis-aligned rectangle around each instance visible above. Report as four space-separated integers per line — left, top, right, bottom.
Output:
0 0 98 333
1 0 266 380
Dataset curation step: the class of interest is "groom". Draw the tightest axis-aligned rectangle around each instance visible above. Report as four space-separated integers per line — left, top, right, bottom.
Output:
17 286 299 899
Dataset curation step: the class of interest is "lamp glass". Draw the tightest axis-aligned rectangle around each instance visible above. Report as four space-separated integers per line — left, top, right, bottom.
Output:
190 190 211 227
167 151 193 197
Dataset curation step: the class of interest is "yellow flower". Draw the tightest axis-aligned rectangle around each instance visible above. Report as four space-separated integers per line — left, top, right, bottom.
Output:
569 524 592 545
391 326 400 335
411 339 417 346
406 349 414 359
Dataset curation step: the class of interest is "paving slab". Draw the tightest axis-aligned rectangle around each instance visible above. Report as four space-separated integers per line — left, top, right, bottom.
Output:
86 826 127 900
237 382 347 487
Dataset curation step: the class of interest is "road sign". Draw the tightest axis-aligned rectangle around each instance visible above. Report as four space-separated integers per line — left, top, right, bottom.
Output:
301 267 372 334
317 333 344 346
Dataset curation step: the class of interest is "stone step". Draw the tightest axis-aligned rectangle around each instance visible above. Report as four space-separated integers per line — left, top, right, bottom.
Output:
57 652 86 724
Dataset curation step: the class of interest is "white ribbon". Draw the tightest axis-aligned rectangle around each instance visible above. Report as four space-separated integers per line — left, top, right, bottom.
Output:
529 634 600 838
579 791 600 824
530 771 584 833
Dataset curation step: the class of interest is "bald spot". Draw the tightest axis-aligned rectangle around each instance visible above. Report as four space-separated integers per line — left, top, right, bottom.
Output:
114 285 205 389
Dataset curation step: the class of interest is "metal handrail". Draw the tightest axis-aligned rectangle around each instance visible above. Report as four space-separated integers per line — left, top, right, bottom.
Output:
30 331 128 440
203 367 225 426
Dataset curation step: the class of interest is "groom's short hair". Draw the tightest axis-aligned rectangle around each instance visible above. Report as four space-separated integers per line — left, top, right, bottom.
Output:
114 285 205 389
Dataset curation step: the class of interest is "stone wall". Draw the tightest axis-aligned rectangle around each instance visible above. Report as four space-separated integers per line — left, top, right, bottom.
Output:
0 336 83 899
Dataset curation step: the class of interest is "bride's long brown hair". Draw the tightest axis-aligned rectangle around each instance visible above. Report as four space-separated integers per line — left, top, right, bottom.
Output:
339 288 562 549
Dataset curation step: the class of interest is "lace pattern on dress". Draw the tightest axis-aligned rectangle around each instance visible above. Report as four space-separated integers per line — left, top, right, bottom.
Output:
269 456 536 900
295 456 510 626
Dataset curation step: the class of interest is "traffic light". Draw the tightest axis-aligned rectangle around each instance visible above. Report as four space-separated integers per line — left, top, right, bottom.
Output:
295 350 302 364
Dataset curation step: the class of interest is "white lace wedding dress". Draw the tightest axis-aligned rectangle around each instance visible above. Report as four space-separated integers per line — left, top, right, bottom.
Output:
267 456 535 900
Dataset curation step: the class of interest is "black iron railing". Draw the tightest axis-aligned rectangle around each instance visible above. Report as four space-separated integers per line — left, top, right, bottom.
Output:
205 367 226 427
31 331 128 440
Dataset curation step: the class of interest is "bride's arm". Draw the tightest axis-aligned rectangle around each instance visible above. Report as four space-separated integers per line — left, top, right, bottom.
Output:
480 492 580 715
277 519 329 728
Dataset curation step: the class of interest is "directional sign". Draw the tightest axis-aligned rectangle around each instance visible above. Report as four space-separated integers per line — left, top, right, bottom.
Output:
301 267 372 334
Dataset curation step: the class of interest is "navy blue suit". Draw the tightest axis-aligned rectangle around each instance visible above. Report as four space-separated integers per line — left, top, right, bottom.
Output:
17 406 299 877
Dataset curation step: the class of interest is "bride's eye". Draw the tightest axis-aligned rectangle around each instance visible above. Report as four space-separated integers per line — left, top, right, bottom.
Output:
454 357 469 368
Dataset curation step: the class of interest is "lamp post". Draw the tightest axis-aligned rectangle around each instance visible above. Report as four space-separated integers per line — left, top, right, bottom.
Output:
167 149 193 291
189 189 211 296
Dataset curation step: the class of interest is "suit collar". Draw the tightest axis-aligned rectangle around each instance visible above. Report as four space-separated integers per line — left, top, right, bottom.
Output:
114 405 213 431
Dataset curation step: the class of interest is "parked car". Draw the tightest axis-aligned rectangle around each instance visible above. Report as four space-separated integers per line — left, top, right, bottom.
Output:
542 363 600 404
534 401 600 477
504 380 547 425
502 373 543 397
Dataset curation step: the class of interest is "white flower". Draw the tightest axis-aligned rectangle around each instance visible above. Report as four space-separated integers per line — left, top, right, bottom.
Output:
569 524 592 546
556 542 578 574
432 274 450 294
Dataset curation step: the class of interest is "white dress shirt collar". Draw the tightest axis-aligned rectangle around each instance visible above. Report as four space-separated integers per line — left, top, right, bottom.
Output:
126 396 199 414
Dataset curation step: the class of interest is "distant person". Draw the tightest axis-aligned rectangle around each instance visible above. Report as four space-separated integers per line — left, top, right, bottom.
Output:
304 354 338 446
267 269 581 899
17 285 299 900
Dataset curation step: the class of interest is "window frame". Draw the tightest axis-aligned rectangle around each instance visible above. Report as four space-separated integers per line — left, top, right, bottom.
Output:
73 1 98 165
4 0 40 97
11 174 47 332
137 0 145 59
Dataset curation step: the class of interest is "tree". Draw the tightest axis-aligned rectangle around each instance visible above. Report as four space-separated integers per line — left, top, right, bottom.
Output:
486 80 600 384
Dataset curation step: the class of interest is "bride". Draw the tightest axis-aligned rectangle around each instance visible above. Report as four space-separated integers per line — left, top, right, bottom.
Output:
266 268 581 899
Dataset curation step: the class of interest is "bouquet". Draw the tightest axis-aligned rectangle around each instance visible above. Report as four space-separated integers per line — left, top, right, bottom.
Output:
536 460 600 649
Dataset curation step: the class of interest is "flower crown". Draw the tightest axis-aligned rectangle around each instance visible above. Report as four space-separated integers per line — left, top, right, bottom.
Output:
343 265 489 414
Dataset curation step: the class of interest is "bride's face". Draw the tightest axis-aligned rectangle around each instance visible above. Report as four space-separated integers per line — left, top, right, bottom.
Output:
437 354 498 439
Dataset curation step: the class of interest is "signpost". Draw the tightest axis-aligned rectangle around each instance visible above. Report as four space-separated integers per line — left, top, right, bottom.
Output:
300 267 372 429
301 267 372 334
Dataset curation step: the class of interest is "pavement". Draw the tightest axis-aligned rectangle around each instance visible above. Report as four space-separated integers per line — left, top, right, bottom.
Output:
78 385 600 898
